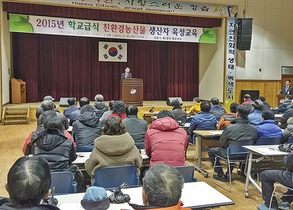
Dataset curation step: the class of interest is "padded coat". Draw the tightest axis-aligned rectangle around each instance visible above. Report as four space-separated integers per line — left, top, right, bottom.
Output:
145 117 188 168
256 120 283 138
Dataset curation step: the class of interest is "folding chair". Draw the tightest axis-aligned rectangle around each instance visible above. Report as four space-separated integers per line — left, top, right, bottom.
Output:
76 145 94 152
212 139 254 192
175 166 197 182
270 181 293 210
255 137 282 145
134 142 145 150
92 165 140 190
51 171 77 195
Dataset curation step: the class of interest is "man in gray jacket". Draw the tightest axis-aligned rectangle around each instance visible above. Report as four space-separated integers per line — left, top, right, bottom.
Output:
208 105 257 182
123 105 148 143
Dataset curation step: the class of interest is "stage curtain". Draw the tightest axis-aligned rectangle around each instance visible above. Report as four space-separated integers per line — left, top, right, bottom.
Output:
3 2 222 28
13 33 199 102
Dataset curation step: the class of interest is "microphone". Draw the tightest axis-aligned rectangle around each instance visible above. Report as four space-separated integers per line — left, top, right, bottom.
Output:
149 106 154 113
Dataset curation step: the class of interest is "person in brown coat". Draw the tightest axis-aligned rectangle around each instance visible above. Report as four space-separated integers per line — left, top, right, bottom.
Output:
85 116 142 181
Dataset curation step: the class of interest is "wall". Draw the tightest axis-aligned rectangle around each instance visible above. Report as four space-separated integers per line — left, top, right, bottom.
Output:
1 11 10 104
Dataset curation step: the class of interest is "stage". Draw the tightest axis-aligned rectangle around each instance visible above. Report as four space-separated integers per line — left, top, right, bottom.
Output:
3 101 194 121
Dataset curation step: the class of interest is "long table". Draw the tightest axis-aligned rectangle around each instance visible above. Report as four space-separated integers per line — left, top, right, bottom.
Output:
192 130 223 178
56 181 234 210
242 145 288 198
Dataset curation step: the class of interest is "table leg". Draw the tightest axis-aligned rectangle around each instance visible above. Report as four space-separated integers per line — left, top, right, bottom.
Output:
194 136 209 178
245 152 262 198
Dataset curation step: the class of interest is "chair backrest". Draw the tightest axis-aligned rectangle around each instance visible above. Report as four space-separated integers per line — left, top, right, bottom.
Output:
134 142 145 150
288 137 293 143
255 137 281 145
92 165 140 190
175 166 197 183
76 146 94 152
51 171 77 195
227 139 254 156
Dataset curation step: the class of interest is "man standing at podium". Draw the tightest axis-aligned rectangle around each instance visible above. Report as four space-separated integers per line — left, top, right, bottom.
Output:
279 79 293 95
121 67 132 79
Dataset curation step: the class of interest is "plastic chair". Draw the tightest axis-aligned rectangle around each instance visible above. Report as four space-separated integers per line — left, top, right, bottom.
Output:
134 142 145 150
175 166 197 182
51 171 77 195
288 137 293 143
76 145 94 152
92 165 140 190
212 139 254 192
255 137 282 145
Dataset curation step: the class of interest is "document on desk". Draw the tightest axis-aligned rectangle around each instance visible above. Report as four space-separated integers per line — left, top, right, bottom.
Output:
210 131 222 135
60 203 83 210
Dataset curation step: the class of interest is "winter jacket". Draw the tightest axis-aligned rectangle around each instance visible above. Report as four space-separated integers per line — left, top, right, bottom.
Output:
63 105 79 118
123 115 148 143
94 102 108 119
282 124 293 143
219 118 258 148
262 101 271 110
171 107 187 119
256 120 283 138
280 107 293 129
0 201 60 210
189 102 201 115
248 110 262 126
217 113 236 130
85 133 142 180
188 112 217 134
33 128 77 171
210 105 225 121
145 117 188 168
108 113 127 120
273 100 292 114
72 112 102 147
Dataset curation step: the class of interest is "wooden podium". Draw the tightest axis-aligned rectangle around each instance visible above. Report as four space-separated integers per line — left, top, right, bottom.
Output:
11 78 26 104
120 78 143 106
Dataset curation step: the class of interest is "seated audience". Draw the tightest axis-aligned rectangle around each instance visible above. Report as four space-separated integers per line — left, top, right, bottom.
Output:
72 105 102 148
282 117 293 143
256 110 283 138
259 96 271 110
33 111 77 171
189 97 201 115
85 117 142 180
188 101 217 143
23 110 75 156
217 103 239 130
63 97 79 118
257 153 293 210
280 100 293 129
69 97 90 125
130 163 191 210
210 97 225 121
241 94 254 109
0 156 59 210
208 105 257 182
171 99 187 120
272 95 292 114
93 94 108 118
41 100 69 130
145 110 188 168
122 105 148 143
108 101 126 120
99 100 115 122
248 100 263 126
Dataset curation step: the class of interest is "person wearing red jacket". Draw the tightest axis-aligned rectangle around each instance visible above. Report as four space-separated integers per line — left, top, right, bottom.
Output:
145 110 188 168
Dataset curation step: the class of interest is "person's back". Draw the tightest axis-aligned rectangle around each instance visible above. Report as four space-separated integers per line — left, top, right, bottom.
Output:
93 94 108 118
209 97 225 121
145 111 188 168
63 97 79 118
170 99 187 119
69 97 90 125
259 96 271 110
282 117 293 143
0 156 60 210
257 110 283 138
73 105 102 147
123 105 148 143
248 100 264 126
189 97 201 115
108 100 126 120
217 103 238 130
188 101 217 133
100 100 115 122
33 112 76 171
273 95 292 114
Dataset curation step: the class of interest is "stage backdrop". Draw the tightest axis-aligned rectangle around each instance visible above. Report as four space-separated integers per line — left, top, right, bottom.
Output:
13 33 199 102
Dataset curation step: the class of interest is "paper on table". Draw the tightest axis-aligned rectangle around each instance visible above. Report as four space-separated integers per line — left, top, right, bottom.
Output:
59 203 83 210
210 131 222 135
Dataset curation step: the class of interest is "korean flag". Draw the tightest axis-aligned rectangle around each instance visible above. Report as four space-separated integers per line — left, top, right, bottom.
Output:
99 42 127 62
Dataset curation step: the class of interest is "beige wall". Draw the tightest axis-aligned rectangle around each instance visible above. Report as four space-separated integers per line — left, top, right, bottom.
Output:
199 19 225 102
2 11 11 104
